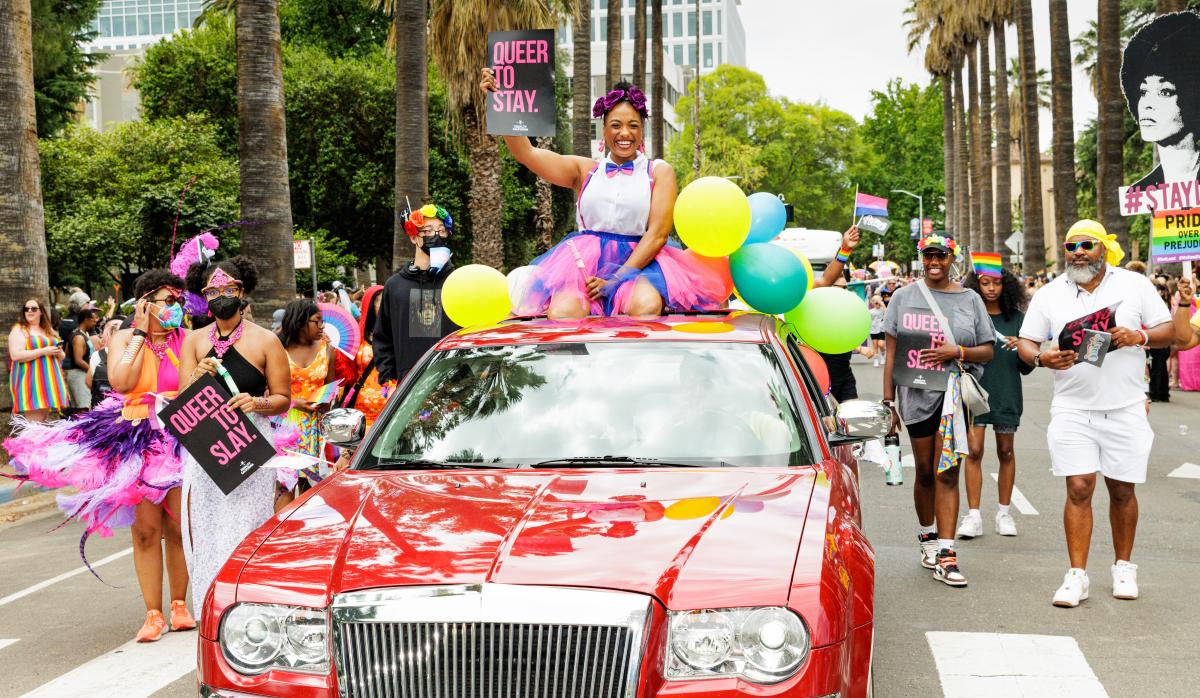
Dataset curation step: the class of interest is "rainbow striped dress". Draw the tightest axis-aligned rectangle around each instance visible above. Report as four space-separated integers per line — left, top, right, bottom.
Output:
9 326 69 413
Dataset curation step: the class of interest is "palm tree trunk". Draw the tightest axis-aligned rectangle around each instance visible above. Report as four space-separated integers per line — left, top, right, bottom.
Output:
465 107 503 268
0 0 50 410
978 35 995 254
394 0 428 271
1096 0 1129 254
236 0 295 312
1049 0 1077 272
651 0 664 158
1157 0 1187 13
942 76 955 238
606 0 621 87
691 0 700 177
633 0 646 88
968 45 982 252
993 21 1013 258
954 63 969 246
572 0 592 157
533 136 555 254
1015 0 1046 271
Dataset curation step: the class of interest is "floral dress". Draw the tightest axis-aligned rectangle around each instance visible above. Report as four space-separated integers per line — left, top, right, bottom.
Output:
353 343 387 430
285 340 330 472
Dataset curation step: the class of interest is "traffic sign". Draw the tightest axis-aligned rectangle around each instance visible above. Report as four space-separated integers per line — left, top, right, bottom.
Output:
1005 232 1023 254
910 218 920 235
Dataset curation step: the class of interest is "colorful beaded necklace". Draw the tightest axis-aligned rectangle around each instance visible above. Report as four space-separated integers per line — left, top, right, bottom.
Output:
209 320 244 358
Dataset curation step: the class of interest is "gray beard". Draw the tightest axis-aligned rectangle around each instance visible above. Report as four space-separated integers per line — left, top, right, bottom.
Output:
1065 259 1105 285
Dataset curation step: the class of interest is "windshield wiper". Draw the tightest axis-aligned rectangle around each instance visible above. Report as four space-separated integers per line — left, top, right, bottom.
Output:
527 456 712 468
358 459 508 471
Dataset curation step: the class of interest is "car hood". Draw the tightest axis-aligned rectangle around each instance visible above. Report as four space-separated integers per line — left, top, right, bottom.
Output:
234 469 817 610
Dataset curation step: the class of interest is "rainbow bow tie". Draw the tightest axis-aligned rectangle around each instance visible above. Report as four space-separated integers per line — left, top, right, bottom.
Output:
605 161 635 177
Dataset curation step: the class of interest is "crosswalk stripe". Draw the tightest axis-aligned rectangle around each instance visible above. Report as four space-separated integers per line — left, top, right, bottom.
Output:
927 631 1108 697
1167 462 1200 479
990 473 1039 516
0 548 133 609
19 630 195 698
0 639 18 651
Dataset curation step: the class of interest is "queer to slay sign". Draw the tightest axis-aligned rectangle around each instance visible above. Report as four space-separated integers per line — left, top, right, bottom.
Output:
486 29 556 137
161 373 276 495
893 310 950 392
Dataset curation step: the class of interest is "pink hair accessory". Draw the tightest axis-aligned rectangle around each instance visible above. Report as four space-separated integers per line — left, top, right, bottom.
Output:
592 86 649 119
203 267 240 291
169 232 219 278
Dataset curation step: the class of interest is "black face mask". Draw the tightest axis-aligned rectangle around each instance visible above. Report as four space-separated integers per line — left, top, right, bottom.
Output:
419 234 450 253
208 296 242 320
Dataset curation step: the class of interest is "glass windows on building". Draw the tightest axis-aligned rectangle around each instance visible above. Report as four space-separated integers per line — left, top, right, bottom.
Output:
91 0 203 50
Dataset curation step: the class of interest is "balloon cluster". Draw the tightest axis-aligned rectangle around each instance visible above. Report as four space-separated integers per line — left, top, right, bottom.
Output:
674 178 871 357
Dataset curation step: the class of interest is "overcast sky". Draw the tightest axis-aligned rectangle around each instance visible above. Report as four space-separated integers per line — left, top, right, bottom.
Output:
739 0 1099 150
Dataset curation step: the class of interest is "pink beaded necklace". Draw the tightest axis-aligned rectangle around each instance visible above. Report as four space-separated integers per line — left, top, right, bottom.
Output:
146 332 173 361
209 321 244 358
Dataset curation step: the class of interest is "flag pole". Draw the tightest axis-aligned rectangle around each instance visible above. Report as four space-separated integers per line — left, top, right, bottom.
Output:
851 183 859 228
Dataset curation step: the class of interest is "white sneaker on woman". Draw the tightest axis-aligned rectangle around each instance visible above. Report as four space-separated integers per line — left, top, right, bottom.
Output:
956 512 983 539
995 511 1018 536
1052 569 1089 608
1112 561 1138 600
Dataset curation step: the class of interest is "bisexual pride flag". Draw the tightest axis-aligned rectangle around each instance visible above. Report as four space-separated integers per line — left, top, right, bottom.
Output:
854 192 889 218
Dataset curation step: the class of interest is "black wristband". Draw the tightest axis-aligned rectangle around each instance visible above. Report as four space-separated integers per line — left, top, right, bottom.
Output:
132 329 147 338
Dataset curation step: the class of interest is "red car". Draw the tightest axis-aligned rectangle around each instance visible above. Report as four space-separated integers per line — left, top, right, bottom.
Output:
197 312 889 698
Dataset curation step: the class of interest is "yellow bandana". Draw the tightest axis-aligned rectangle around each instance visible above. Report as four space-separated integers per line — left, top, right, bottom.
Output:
1065 219 1125 267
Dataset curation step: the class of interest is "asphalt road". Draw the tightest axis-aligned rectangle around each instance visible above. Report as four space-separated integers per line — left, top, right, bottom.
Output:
0 356 1196 697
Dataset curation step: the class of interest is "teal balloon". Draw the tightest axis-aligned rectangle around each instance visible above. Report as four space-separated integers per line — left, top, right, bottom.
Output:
729 243 809 314
744 192 788 245
785 287 872 354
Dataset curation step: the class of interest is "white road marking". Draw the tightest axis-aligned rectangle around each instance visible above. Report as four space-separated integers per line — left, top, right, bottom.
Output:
0 639 18 651
927 632 1108 697
0 547 133 608
990 473 1039 516
1167 462 1200 479
20 631 195 698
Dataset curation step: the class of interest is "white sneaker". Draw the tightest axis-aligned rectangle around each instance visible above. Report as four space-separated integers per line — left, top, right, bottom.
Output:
872 358 880 367
956 513 983 539
1052 569 1089 608
918 533 939 569
1112 561 1139 600
995 511 1018 536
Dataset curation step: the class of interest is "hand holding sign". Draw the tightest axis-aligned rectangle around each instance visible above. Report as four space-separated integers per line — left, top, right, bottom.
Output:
1039 347 1077 371
484 30 556 137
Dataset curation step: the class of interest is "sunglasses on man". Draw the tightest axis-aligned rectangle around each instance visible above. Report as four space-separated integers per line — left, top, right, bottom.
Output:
1063 240 1098 253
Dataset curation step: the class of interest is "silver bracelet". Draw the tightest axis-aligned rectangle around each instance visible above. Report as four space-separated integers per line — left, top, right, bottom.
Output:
119 336 145 365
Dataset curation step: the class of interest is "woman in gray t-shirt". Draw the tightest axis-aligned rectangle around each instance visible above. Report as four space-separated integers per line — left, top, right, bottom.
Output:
881 235 994 588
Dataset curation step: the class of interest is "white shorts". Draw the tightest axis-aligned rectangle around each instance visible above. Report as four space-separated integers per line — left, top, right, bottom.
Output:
1047 403 1153 484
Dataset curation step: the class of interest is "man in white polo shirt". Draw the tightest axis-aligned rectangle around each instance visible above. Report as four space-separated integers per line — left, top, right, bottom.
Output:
1017 220 1174 608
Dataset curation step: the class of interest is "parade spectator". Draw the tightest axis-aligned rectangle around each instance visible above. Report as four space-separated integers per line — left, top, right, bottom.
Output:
883 234 994 587
374 204 461 384
1173 275 1200 351
64 307 99 412
960 268 1033 539
1017 220 1174 607
344 285 387 429
1148 279 1174 402
280 299 337 493
869 294 886 367
86 315 125 405
7 298 68 422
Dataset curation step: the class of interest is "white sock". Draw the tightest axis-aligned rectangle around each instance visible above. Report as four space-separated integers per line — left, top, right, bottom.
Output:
1115 559 1133 567
997 504 1010 516
919 523 936 535
968 508 981 519
937 538 954 551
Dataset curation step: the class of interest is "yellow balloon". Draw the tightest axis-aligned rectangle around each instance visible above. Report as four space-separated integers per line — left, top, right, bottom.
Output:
785 247 815 292
674 177 751 257
441 264 511 327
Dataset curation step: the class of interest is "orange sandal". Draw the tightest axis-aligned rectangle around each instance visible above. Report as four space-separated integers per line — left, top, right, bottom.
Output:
136 610 168 643
170 600 196 632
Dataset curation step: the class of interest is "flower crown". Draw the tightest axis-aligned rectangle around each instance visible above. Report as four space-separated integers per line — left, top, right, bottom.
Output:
403 203 454 237
592 86 649 119
918 233 958 254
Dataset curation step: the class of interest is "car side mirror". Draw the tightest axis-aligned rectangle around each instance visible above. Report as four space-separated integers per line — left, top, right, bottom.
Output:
320 408 366 448
830 399 891 444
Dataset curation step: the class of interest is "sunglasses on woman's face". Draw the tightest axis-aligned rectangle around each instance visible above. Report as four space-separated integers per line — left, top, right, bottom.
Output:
922 251 949 261
23 306 40 313
1063 240 1098 253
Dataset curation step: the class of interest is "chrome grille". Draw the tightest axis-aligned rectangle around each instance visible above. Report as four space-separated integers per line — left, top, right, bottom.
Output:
332 585 651 698
336 621 634 698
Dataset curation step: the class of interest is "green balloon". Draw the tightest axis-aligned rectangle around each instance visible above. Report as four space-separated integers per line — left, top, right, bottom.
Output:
784 287 871 354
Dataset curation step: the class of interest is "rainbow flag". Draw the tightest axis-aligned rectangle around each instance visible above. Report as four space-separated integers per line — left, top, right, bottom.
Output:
854 192 889 217
972 252 1004 278
309 379 343 407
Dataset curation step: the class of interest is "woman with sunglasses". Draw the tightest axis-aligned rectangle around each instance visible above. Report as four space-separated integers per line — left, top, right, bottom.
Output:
7 298 69 422
5 270 195 642
882 234 995 587
279 298 338 495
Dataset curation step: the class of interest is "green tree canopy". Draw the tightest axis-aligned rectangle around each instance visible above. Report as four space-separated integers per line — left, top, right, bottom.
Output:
31 0 106 137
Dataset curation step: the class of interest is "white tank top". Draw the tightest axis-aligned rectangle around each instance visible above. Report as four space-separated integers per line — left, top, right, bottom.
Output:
575 153 658 236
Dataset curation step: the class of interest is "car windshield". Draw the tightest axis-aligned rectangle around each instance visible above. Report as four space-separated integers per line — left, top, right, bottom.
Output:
358 341 819 469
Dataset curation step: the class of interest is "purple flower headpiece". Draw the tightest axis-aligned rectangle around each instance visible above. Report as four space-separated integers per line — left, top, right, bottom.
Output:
592 86 649 119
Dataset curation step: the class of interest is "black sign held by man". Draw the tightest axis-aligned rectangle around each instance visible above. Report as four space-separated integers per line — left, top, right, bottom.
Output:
161 373 277 495
486 29 556 137
1058 301 1123 365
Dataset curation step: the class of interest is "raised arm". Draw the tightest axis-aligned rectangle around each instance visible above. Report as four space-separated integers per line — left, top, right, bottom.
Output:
816 227 860 288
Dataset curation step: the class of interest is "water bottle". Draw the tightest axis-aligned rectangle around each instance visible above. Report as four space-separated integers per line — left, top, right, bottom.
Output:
884 434 903 486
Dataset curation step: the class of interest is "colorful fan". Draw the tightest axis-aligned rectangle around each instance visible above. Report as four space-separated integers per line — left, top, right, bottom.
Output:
319 302 361 358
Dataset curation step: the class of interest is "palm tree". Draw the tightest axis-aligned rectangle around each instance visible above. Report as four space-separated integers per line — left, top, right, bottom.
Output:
429 0 562 270
651 0 664 158
905 0 955 238
394 0 428 271
1048 0 1077 272
1158 0 1187 12
1005 58 1051 144
633 0 646 88
1096 0 1128 252
236 0 296 310
977 30 996 255
991 1 1014 255
954 64 969 245
1015 0 1045 271
0 0 51 409
606 0 621 87
967 40 981 251
572 0 591 156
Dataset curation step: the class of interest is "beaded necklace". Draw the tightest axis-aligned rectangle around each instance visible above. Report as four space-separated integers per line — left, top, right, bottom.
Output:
146 331 173 361
209 321 244 358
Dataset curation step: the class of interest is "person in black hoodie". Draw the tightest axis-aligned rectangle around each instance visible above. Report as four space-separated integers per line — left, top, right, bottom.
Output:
374 203 462 384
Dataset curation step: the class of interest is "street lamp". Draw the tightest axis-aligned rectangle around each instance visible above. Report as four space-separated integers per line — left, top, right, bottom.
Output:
891 189 923 235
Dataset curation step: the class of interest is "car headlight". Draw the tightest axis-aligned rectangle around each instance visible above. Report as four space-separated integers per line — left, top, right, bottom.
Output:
665 607 809 684
220 604 330 675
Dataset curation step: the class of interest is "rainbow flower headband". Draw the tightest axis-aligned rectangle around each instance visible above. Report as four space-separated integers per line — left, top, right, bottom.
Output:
404 204 454 237
918 233 958 255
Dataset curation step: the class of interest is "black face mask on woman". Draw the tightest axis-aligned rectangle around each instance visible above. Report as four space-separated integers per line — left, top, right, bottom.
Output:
208 296 242 320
